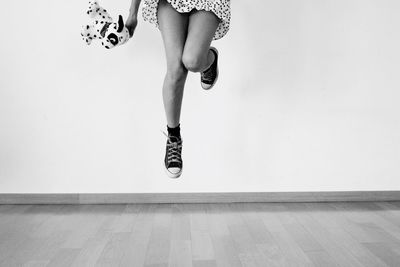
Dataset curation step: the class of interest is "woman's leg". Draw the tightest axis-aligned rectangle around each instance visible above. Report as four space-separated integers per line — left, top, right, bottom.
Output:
182 10 220 73
157 0 189 128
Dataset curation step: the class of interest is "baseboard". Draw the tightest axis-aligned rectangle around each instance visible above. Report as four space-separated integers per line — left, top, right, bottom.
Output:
0 191 399 204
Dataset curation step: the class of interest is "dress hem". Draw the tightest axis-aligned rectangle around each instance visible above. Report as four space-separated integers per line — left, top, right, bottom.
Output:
142 0 231 41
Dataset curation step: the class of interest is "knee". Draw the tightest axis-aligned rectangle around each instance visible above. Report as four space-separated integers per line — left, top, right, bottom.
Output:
182 52 203 73
166 63 187 84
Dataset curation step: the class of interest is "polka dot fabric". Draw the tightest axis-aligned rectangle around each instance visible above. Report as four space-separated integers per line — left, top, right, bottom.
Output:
142 0 231 40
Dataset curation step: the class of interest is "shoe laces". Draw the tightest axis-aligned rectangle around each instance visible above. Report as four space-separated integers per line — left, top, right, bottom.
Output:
162 131 182 164
201 66 216 82
201 49 217 82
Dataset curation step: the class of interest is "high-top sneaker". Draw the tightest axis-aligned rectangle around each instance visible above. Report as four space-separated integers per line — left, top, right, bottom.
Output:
201 47 219 90
164 133 183 178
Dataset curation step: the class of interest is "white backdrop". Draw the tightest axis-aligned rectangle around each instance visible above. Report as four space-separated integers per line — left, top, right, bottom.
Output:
0 0 399 193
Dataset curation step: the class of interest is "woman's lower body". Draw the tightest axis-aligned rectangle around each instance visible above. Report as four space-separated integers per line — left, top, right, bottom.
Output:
142 0 231 178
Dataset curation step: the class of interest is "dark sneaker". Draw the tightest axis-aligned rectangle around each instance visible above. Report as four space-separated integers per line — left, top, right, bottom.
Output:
201 47 219 90
163 133 183 178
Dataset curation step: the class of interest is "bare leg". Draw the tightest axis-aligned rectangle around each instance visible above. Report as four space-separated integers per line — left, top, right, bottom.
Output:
182 10 220 73
157 0 189 128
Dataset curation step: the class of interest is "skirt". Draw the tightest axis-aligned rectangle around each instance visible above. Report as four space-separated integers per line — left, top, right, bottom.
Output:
142 0 231 40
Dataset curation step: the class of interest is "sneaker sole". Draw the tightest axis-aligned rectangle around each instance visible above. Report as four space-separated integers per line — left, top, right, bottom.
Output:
201 47 219 90
164 166 183 179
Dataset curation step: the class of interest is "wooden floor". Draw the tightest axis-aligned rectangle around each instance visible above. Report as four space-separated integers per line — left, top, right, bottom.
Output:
1 202 400 267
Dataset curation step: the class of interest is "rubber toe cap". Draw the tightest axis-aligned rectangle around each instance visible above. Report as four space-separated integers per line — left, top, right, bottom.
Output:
167 167 182 178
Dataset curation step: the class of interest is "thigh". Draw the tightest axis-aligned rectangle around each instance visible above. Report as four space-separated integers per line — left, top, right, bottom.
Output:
157 0 189 70
183 10 220 59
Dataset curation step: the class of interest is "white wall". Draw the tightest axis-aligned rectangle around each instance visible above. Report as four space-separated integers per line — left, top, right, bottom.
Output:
1 0 399 193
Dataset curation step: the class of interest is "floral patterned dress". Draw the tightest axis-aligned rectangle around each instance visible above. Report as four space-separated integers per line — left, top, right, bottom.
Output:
142 0 231 40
